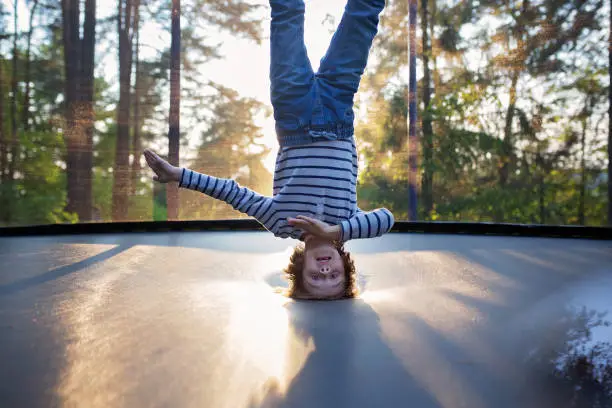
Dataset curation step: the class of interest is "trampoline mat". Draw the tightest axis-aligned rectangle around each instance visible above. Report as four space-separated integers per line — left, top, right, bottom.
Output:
1 231 611 408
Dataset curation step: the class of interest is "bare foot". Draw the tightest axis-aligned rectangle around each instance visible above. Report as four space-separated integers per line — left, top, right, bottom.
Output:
143 149 181 183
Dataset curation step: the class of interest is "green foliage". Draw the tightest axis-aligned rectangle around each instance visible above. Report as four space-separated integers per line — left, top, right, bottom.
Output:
0 0 610 227
92 169 113 221
3 130 77 226
354 0 609 226
179 85 272 220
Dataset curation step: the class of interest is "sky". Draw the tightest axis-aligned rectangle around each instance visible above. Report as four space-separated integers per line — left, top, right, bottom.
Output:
182 0 351 171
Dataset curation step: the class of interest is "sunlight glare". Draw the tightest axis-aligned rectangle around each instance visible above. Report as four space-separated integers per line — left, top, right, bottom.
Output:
359 287 403 304
57 245 152 407
359 250 519 408
209 278 315 405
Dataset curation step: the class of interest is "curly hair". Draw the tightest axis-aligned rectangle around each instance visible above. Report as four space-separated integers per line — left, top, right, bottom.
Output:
282 241 358 300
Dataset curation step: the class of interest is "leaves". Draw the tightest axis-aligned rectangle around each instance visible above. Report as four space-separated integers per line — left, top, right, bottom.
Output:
0 0 610 227
355 0 608 226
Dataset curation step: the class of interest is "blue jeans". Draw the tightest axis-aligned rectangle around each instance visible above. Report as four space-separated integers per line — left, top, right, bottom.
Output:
270 0 386 147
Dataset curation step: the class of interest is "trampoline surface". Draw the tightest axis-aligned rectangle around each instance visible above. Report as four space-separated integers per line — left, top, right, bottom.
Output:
0 231 611 408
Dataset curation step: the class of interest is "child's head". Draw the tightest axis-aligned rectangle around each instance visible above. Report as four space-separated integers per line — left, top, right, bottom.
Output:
283 235 358 300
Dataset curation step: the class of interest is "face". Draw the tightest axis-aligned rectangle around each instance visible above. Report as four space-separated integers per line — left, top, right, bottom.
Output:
301 236 346 299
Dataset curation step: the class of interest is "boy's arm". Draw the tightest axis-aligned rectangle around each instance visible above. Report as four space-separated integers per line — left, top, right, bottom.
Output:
179 168 273 218
338 207 395 241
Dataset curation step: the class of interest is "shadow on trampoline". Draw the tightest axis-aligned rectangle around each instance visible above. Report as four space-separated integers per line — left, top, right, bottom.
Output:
246 299 439 408
444 244 612 317
0 243 134 297
243 295 612 408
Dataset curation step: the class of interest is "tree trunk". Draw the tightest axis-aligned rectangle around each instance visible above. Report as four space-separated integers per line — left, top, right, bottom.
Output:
608 0 612 225
495 71 519 222
430 0 440 91
536 149 546 224
579 119 587 225
0 53 6 184
23 0 40 132
167 0 181 221
62 0 81 219
420 0 433 218
501 73 519 187
539 178 545 224
8 0 18 220
62 0 95 221
112 0 136 221
407 0 418 221
0 52 7 225
62 0 80 123
80 0 96 222
130 3 141 197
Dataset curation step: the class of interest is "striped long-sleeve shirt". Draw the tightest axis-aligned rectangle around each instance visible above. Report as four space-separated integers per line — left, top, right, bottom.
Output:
178 138 394 241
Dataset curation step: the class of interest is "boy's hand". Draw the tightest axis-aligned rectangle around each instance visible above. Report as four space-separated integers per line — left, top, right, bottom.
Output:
143 149 182 183
287 215 341 241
